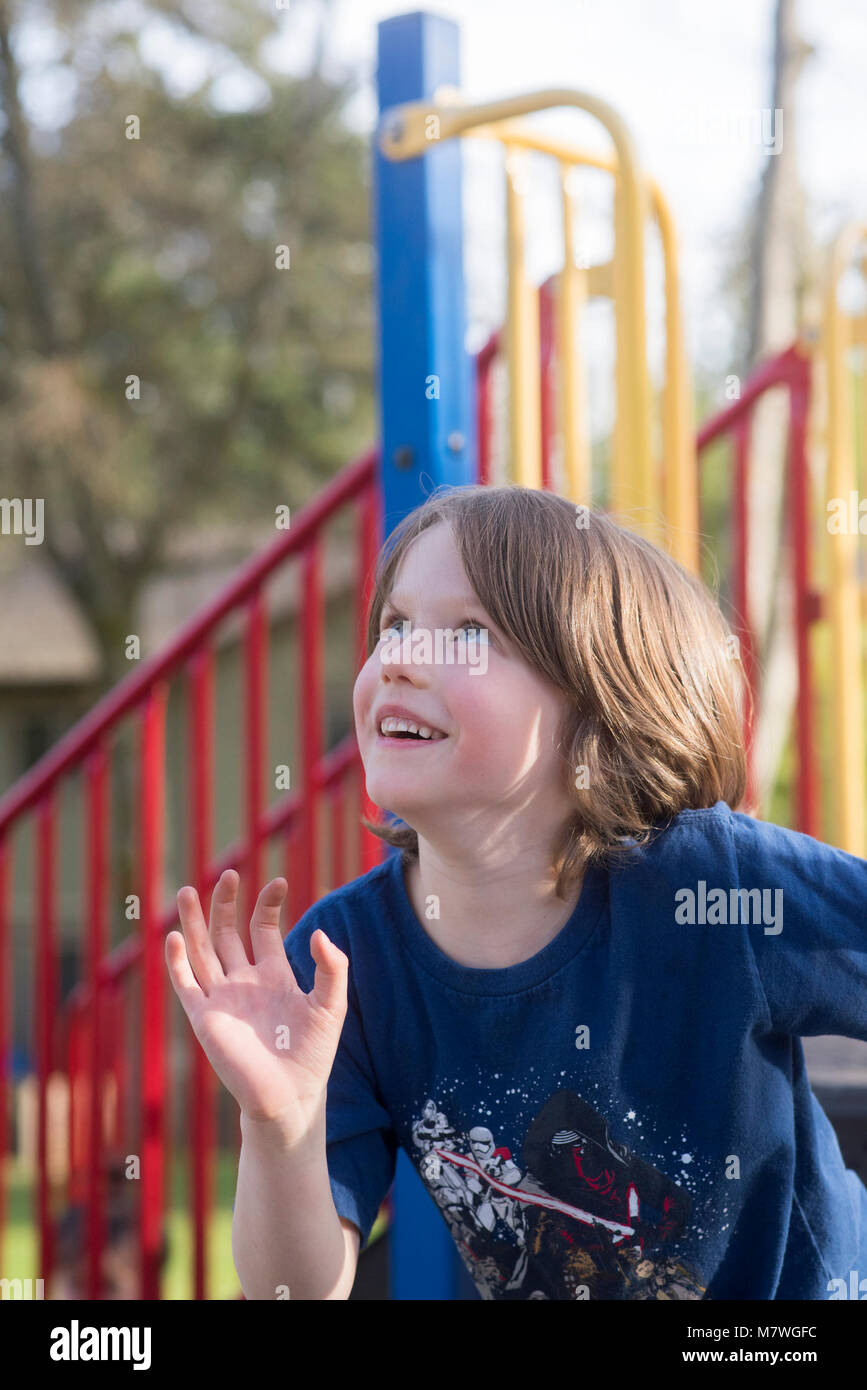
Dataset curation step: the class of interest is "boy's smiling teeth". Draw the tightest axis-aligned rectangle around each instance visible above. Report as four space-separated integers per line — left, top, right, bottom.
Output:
379 716 446 741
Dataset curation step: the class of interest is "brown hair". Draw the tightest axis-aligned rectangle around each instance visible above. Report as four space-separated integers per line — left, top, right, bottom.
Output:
361 485 750 899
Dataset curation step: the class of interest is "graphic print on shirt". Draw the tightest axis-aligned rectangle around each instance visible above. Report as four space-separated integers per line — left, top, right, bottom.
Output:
411 1089 708 1300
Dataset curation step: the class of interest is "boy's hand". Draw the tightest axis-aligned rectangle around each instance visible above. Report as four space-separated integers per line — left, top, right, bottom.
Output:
165 870 348 1142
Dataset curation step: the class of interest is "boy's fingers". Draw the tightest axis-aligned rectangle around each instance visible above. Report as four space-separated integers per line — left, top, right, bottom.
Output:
249 878 291 967
310 929 349 1017
165 930 204 1019
176 884 225 994
208 869 249 972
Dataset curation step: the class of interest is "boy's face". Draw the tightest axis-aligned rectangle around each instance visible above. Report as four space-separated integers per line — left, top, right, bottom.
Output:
353 522 574 854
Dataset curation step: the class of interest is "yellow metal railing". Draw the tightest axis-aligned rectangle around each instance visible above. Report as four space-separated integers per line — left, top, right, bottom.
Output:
820 223 867 855
379 87 698 572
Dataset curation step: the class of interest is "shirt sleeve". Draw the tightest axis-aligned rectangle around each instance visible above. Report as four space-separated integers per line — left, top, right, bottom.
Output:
733 812 867 1040
283 910 398 1253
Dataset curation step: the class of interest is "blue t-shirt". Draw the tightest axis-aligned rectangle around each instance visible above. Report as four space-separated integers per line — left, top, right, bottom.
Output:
283 800 867 1300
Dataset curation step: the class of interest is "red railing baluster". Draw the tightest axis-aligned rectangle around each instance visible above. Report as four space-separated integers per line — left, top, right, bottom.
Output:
139 686 167 1300
66 1004 77 1204
188 646 215 1301
286 821 304 927
788 352 818 837
105 983 117 1150
330 784 345 891
85 742 109 1298
36 792 58 1288
108 980 125 1151
70 1002 89 1203
301 542 323 910
244 593 268 956
733 416 759 813
0 834 8 1264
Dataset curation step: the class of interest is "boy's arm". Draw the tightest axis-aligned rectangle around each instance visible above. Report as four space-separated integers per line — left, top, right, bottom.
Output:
733 813 867 1039
232 1104 361 1300
281 910 398 1252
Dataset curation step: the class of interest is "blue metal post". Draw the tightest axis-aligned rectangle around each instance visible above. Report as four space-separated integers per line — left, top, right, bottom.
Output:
375 10 476 533
374 10 476 1300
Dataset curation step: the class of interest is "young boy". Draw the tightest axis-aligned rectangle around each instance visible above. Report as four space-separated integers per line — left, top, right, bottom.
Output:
168 488 867 1300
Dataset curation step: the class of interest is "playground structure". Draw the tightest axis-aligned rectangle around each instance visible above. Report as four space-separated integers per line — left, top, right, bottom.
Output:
0 10 864 1301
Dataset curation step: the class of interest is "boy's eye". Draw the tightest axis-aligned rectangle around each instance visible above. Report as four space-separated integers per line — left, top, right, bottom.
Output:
454 620 489 644
376 616 491 644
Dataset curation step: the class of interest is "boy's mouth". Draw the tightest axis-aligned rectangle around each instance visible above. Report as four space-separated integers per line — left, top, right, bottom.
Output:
377 715 447 744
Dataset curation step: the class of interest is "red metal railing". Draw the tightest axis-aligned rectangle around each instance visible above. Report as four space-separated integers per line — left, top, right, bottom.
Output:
696 343 817 834
0 447 380 1300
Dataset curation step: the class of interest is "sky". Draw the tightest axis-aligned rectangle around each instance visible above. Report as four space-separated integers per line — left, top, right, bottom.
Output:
13 0 867 395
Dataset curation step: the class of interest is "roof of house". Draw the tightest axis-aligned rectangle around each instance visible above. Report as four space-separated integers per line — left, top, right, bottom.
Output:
0 548 102 684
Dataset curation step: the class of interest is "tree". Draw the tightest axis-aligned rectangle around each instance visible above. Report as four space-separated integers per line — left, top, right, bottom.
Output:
0 0 375 690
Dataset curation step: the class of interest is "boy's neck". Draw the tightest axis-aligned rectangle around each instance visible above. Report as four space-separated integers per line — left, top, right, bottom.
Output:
402 847 585 971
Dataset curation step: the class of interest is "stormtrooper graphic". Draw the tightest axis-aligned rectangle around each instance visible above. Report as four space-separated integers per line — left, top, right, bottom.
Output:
462 1126 531 1291
409 1089 708 1300
412 1100 474 1232
464 1127 524 1233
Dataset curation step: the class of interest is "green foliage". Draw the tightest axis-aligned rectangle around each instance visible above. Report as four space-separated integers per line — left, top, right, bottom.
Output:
0 0 375 683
